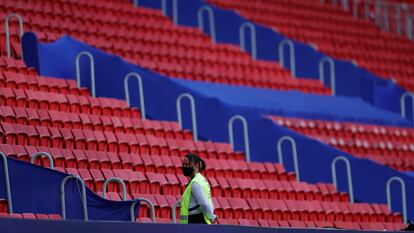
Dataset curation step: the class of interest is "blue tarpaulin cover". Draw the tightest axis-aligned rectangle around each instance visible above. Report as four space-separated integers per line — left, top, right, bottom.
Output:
0 157 139 220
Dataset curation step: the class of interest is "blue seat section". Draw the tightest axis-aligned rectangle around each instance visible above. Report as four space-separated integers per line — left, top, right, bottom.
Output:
0 157 139 220
22 33 414 220
174 79 411 127
136 0 410 121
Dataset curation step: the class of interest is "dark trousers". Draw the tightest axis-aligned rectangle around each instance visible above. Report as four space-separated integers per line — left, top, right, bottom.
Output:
188 213 207 224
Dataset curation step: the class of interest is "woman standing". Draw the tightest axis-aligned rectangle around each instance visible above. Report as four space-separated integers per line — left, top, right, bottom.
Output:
179 154 217 224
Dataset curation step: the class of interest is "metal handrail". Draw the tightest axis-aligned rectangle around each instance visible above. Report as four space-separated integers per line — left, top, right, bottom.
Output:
407 15 413 40
319 57 336 96
342 0 350 11
277 136 300 181
320 0 348 11
102 177 127 201
132 198 156 223
396 4 402 34
228 115 250 162
198 6 216 43
331 156 354 203
162 0 178 24
124 72 146 119
239 22 257 60
5 13 24 59
61 175 88 220
364 0 371 19
353 0 360 18
0 152 13 213
382 1 390 31
400 92 414 125
386 176 407 223
30 152 54 169
176 93 198 142
278 39 296 78
75 51 96 97
171 200 180 223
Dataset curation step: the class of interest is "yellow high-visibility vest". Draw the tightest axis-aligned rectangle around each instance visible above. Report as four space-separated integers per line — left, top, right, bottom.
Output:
179 173 212 224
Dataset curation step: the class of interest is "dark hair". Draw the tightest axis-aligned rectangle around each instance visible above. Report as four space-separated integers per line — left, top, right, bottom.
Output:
185 153 206 172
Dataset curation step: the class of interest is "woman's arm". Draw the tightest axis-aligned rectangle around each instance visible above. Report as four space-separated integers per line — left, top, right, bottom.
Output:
192 182 217 220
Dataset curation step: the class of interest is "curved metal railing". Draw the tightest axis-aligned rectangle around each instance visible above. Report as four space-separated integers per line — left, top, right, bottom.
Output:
30 152 54 169
198 6 216 43
0 152 13 213
331 156 354 203
386 176 407 223
228 115 250 162
75 51 96 97
278 39 296 78
162 0 178 24
239 22 257 60
277 136 300 181
5 13 24 59
60 175 88 220
171 200 180 223
102 177 127 201
400 92 414 125
131 198 156 223
124 72 146 119
319 56 336 96
176 93 198 141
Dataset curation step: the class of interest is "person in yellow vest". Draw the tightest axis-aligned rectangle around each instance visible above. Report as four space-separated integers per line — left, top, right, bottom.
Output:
179 153 217 224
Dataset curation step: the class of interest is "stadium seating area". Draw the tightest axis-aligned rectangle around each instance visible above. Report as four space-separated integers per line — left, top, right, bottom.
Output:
0 0 412 232
0 0 330 95
208 0 414 91
269 116 414 171
0 57 407 230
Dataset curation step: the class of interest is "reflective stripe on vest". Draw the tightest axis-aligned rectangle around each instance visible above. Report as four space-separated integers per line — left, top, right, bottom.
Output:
179 173 212 224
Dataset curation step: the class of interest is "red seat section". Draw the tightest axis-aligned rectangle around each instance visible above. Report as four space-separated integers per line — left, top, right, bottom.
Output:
270 115 414 171
208 0 414 92
0 1 330 95
0 0 408 230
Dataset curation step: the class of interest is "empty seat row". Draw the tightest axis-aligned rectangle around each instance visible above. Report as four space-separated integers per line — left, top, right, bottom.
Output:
219 218 406 231
0 105 192 140
271 116 414 142
0 212 62 220
0 122 243 160
57 166 342 201
270 116 414 171
1 71 88 96
0 0 332 95
0 87 140 118
208 0 414 93
131 193 399 223
1 144 284 180
0 57 36 75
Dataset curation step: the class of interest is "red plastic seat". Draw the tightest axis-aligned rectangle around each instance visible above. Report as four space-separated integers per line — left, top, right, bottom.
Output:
78 168 94 190
227 197 252 219
60 148 76 168
146 172 168 194
90 169 105 192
